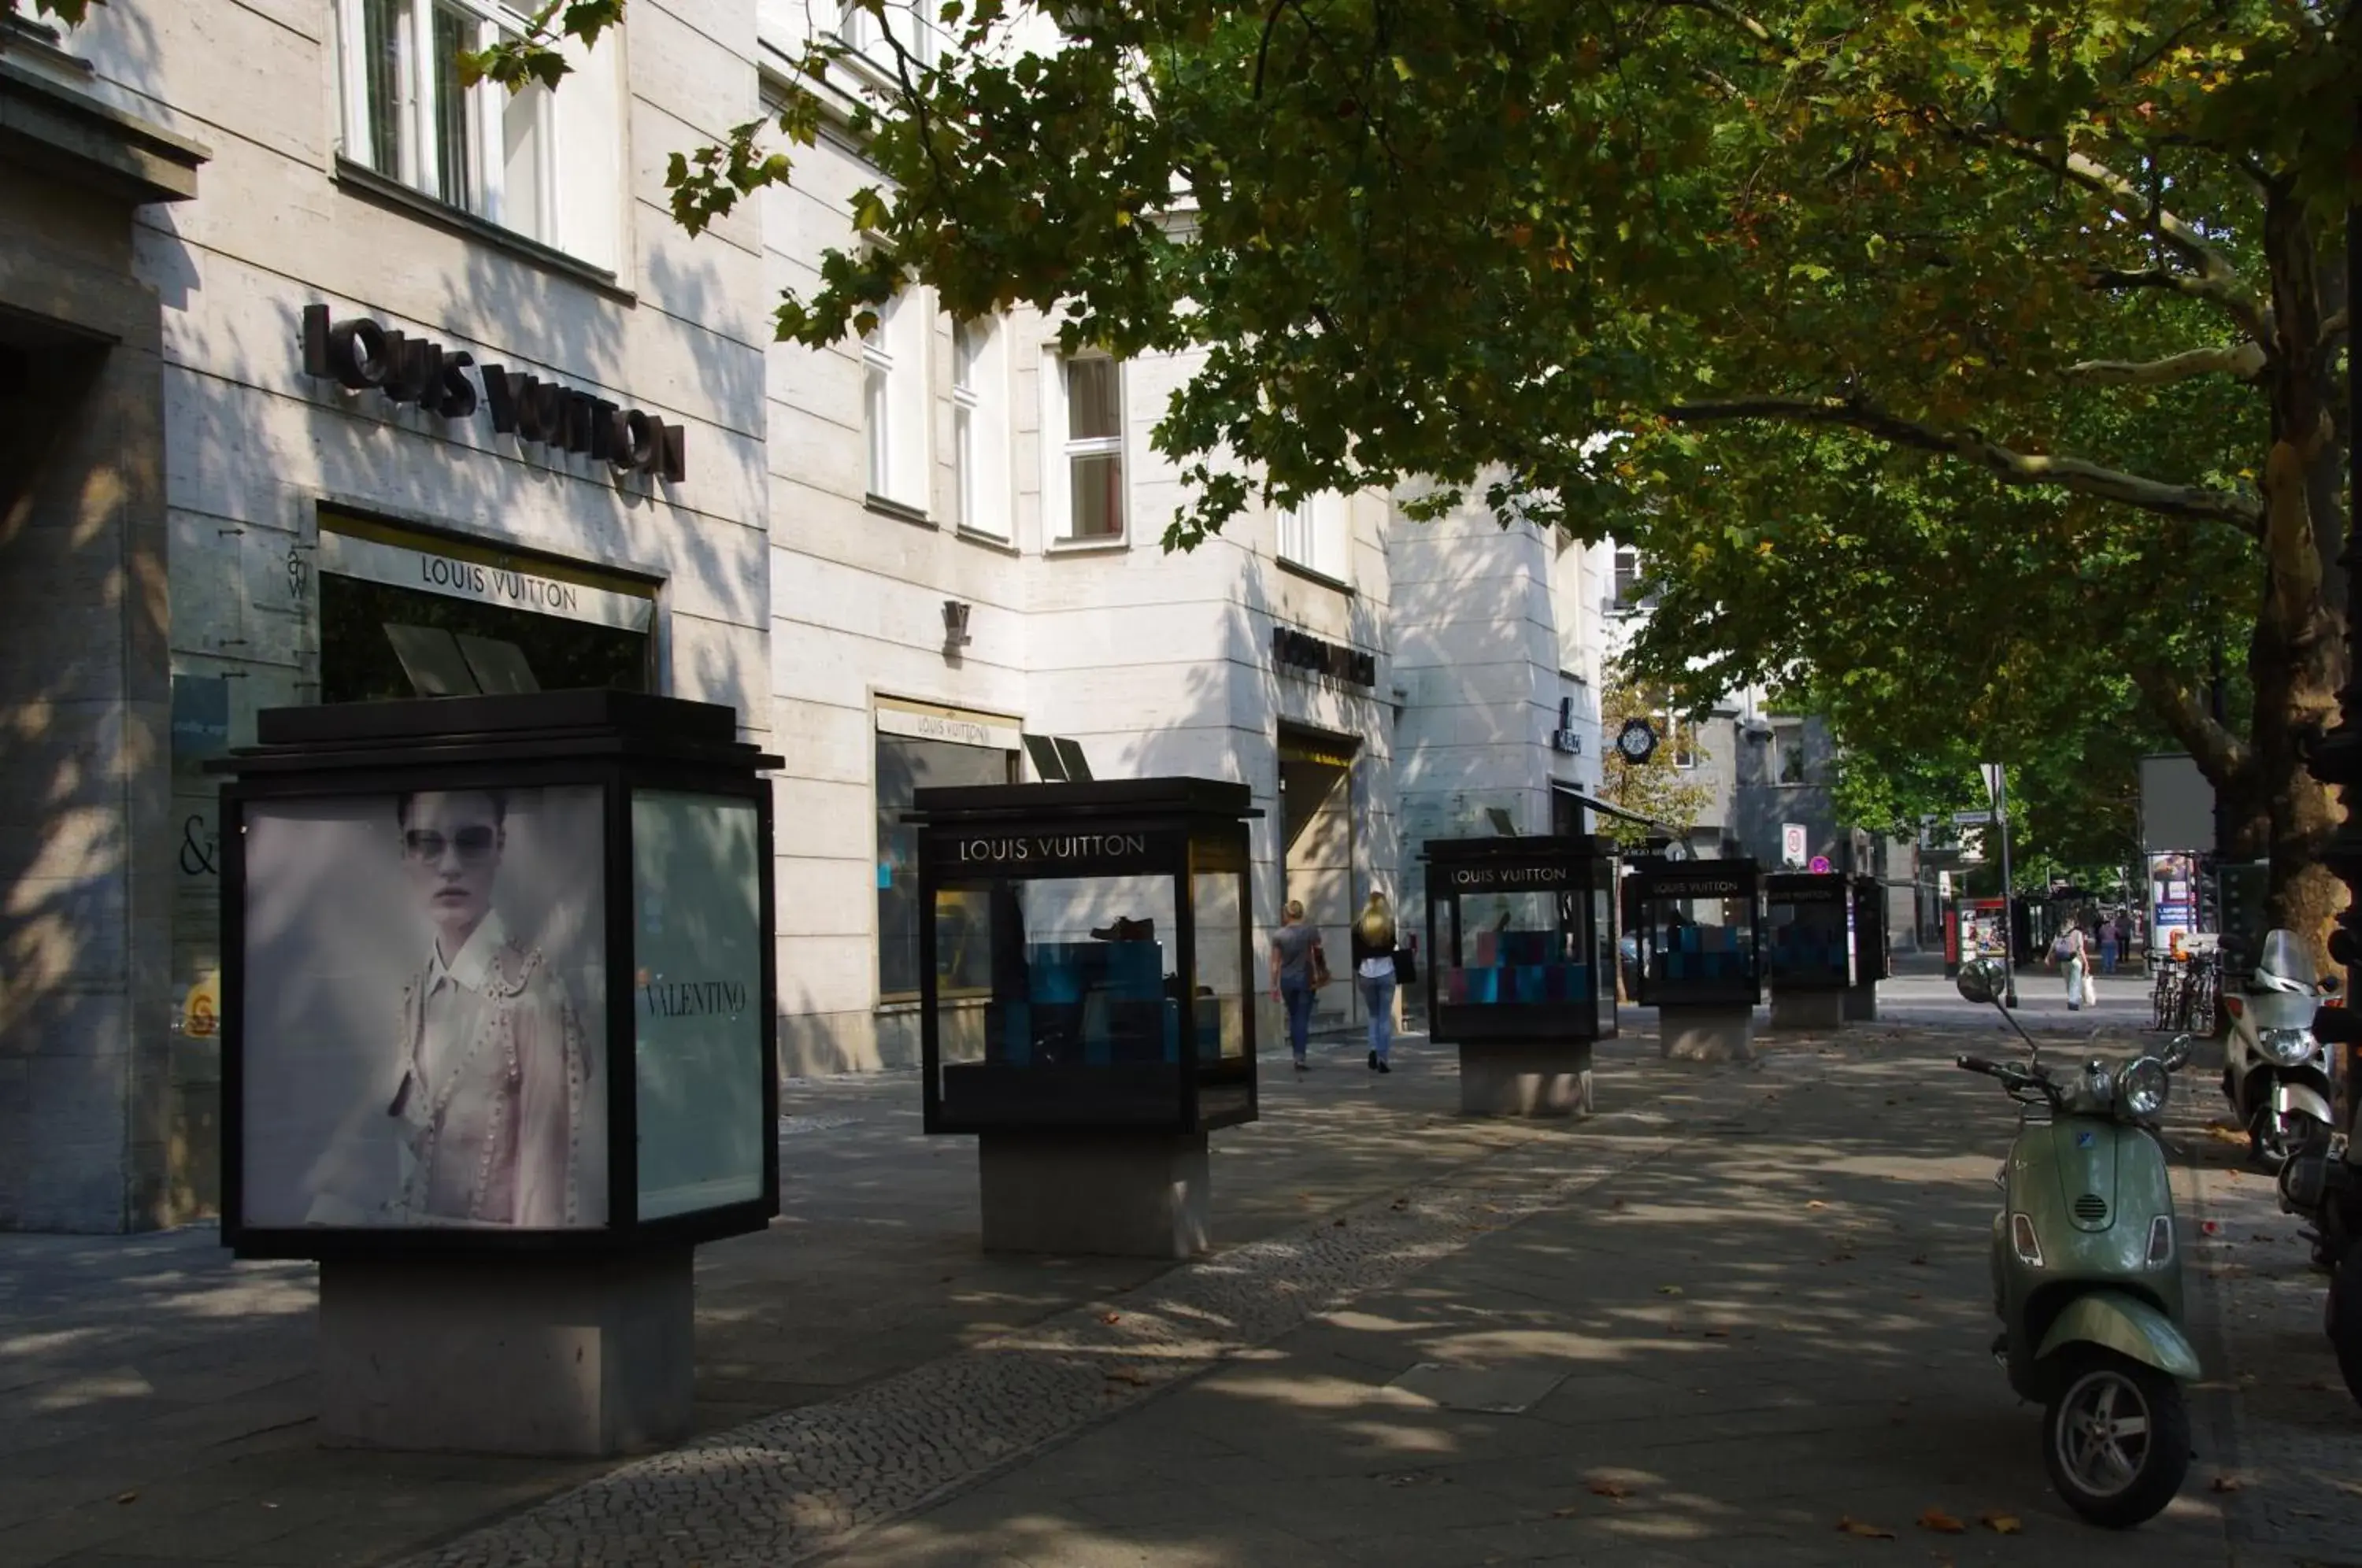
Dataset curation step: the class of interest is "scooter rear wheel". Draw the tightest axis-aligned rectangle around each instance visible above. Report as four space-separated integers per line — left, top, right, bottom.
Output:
2331 1243 2362 1410
2042 1348 2191 1528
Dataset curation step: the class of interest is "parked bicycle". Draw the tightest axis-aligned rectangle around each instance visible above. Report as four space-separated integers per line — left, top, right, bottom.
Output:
2149 952 2223 1034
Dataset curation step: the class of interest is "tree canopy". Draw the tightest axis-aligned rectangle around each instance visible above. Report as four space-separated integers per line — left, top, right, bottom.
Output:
31 0 2357 937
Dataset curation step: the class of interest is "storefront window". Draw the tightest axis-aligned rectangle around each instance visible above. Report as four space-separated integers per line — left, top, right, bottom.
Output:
877 733 1016 999
319 574 649 702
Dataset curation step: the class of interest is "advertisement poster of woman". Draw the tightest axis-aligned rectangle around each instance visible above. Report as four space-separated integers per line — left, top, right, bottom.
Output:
239 786 609 1230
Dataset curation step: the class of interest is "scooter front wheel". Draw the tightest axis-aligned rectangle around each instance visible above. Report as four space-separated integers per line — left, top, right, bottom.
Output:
2042 1349 2191 1528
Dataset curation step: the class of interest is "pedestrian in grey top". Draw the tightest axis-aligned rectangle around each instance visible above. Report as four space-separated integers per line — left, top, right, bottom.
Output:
1268 900 1324 1071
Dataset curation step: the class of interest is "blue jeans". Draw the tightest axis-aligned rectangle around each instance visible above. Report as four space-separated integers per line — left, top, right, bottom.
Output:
1361 973 1395 1060
1280 980 1313 1059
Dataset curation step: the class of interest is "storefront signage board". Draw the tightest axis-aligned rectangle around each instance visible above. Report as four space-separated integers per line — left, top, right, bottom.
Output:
317 528 655 632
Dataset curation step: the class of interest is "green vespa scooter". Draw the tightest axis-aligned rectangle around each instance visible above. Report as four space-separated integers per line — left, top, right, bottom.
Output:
1953 958 2199 1528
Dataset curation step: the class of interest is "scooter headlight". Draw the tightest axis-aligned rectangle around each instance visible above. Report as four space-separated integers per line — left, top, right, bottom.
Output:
2258 1026 2318 1067
2117 1056 2170 1118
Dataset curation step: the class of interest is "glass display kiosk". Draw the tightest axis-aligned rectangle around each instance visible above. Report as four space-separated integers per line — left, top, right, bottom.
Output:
909 777 1259 1256
1764 870 1857 1030
1421 835 1618 1115
1629 858 1764 1060
1846 874 1887 1020
213 690 779 1456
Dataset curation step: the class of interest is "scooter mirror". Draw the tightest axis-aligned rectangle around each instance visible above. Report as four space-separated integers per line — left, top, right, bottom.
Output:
1955 957 2002 1007
2161 1032 2195 1071
2323 974 2342 997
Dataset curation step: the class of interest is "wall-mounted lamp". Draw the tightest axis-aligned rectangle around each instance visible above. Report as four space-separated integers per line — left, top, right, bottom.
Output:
942 599 972 648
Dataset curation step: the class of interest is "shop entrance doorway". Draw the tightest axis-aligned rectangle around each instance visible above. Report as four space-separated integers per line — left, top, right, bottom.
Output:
1278 727 1357 1030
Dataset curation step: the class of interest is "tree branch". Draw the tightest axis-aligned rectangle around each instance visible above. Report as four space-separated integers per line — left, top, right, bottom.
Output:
1955 127 2272 342
2066 342 2268 386
2321 306 2350 348
1657 0 1783 52
1664 394 2266 534
2131 664 2252 790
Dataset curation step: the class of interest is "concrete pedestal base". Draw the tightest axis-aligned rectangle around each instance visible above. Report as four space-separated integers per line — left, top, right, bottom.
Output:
979 1132 1210 1258
1769 989 1848 1030
1659 1005 1757 1063
1457 1043 1594 1117
319 1248 693 1457
1843 986 1879 1022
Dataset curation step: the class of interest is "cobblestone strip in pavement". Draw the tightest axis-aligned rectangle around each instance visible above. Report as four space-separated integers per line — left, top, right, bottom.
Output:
410 1050 1837 1568
2176 1108 2362 1567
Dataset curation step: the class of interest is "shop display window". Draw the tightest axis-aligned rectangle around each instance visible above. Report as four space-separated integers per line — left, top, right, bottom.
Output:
911 779 1259 1134
1630 859 1762 1008
1422 836 1619 1044
1765 872 1856 991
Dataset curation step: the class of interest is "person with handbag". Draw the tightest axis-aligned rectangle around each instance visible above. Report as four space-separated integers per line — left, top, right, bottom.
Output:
1268 900 1324 1071
1351 890 1399 1074
2049 919 2091 1011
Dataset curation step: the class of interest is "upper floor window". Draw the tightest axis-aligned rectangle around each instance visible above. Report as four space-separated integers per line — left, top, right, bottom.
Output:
1611 545 1648 610
837 1 943 72
335 0 620 268
1772 722 1807 783
952 318 1012 539
1043 351 1125 544
1277 494 1351 582
862 288 931 512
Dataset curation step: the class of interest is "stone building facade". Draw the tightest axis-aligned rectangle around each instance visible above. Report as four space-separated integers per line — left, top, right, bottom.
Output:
0 0 1610 1229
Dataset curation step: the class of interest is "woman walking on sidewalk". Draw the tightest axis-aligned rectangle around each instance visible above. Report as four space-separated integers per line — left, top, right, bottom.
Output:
1268 900 1324 1071
2050 919 2092 1011
1353 891 1398 1074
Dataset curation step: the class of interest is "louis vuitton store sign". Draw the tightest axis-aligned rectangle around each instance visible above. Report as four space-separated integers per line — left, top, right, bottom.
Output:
301 304 687 483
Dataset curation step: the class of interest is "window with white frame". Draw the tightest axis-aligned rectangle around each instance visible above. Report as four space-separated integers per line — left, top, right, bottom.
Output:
952 318 1012 538
1043 351 1125 543
1277 493 1351 582
862 288 931 512
836 1 942 72
335 0 619 265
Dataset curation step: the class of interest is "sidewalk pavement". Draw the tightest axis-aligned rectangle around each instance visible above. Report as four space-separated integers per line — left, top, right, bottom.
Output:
4 1003 2356 1567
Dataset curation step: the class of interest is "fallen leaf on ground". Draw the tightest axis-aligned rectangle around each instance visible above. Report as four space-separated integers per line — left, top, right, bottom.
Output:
114 1492 136 1505
1099 1311 1121 1325
1918 1507 1965 1533
2200 1219 2224 1235
1104 1367 1150 1387
1836 1515 1894 1538
2210 1476 2242 1493
1609 1197 1627 1210
1702 1327 1730 1338
2202 1126 2248 1146
1807 1199 1829 1210
1979 1512 2022 1535
1908 1255 1930 1267
1658 1285 1684 1296
1588 1479 1633 1500
1333 1218 1348 1227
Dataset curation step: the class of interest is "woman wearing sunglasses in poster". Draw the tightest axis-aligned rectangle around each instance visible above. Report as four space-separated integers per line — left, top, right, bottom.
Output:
299 788 590 1230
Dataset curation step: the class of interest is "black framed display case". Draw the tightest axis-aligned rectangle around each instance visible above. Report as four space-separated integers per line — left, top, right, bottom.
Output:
1630 858 1763 1008
1422 835 1620 1043
1850 875 1889 980
908 778 1261 1136
214 690 781 1261
1764 871 1857 992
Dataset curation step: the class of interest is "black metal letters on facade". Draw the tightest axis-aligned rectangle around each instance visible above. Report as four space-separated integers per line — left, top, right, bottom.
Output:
1271 626 1376 687
302 305 687 483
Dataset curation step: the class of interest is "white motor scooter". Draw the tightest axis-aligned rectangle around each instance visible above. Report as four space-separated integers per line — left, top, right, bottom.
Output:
2221 929 2340 1169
